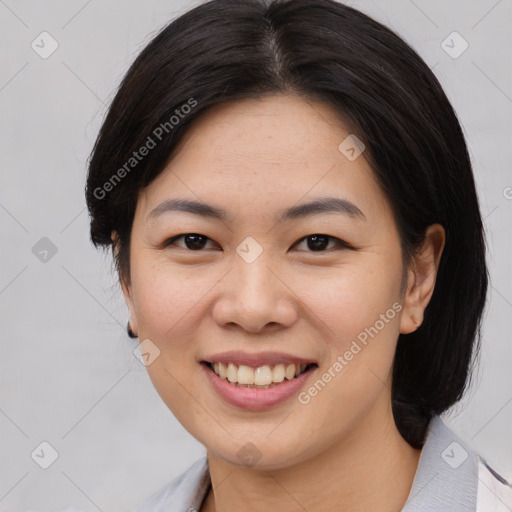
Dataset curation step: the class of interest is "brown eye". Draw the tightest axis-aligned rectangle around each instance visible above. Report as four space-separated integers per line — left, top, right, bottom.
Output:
293 234 353 252
164 233 217 251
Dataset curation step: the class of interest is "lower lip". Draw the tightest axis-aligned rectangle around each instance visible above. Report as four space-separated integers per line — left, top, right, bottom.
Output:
201 363 317 410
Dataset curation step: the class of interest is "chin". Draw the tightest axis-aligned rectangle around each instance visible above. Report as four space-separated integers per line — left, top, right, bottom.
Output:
203 432 317 471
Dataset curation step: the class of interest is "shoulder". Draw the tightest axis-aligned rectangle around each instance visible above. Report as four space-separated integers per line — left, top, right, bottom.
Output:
402 415 512 511
133 456 210 512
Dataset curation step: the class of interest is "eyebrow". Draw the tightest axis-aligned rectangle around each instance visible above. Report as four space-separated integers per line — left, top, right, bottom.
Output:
147 196 366 223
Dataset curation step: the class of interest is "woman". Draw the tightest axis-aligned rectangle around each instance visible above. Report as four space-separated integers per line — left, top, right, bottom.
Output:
85 0 511 510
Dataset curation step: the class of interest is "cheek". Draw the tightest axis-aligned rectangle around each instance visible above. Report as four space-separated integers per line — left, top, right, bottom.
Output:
131 259 213 342
131 262 210 426
297 256 402 349
293 267 402 440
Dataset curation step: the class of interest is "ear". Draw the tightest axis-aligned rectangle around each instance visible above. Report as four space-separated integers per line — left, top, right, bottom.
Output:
111 231 138 335
400 224 445 334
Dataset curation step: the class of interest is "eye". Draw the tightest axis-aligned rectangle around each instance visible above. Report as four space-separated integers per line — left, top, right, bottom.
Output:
161 233 354 253
162 233 219 251
293 234 353 252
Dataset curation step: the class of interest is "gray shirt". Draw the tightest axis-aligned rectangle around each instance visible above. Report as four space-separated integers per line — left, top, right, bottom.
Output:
134 415 512 511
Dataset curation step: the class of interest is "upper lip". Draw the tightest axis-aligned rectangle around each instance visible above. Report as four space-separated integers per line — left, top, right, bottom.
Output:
200 351 318 368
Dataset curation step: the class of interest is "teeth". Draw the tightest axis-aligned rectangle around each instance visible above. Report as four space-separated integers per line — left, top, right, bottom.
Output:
210 362 311 386
254 366 272 385
285 364 296 380
272 364 285 382
238 365 254 384
227 363 238 383
219 362 227 379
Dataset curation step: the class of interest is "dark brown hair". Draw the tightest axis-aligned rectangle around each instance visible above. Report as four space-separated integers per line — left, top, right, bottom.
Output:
86 0 488 448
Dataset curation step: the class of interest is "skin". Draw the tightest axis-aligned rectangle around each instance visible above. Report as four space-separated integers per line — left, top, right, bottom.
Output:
115 94 445 512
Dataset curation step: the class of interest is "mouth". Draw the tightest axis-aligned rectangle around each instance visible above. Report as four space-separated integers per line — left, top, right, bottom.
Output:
200 360 318 389
199 351 319 410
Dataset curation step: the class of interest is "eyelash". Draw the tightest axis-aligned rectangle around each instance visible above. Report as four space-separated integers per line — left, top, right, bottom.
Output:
161 233 355 253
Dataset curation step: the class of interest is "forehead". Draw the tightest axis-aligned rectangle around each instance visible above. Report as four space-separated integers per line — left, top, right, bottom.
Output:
138 94 390 224
171 94 354 167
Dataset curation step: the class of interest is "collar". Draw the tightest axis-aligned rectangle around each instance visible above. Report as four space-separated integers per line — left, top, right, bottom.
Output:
136 415 480 511
401 415 478 511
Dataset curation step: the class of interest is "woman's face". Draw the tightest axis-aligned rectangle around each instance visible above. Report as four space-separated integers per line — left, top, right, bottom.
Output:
122 94 413 469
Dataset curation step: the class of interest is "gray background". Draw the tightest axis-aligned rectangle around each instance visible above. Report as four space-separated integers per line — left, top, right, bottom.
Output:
0 0 510 510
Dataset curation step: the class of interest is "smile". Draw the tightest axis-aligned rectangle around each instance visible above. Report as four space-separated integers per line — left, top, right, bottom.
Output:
200 357 318 410
203 361 316 389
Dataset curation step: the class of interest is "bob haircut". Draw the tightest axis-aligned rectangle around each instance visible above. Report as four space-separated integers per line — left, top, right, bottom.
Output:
86 0 488 449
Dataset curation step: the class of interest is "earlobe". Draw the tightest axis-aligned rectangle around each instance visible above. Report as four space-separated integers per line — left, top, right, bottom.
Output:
125 297 139 338
111 230 139 336
122 284 138 335
399 269 424 334
127 321 138 338
399 224 445 335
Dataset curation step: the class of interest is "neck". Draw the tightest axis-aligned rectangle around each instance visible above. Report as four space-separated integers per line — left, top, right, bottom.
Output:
202 401 422 512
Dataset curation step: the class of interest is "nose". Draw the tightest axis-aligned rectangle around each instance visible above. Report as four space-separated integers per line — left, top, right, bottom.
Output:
211 252 298 334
